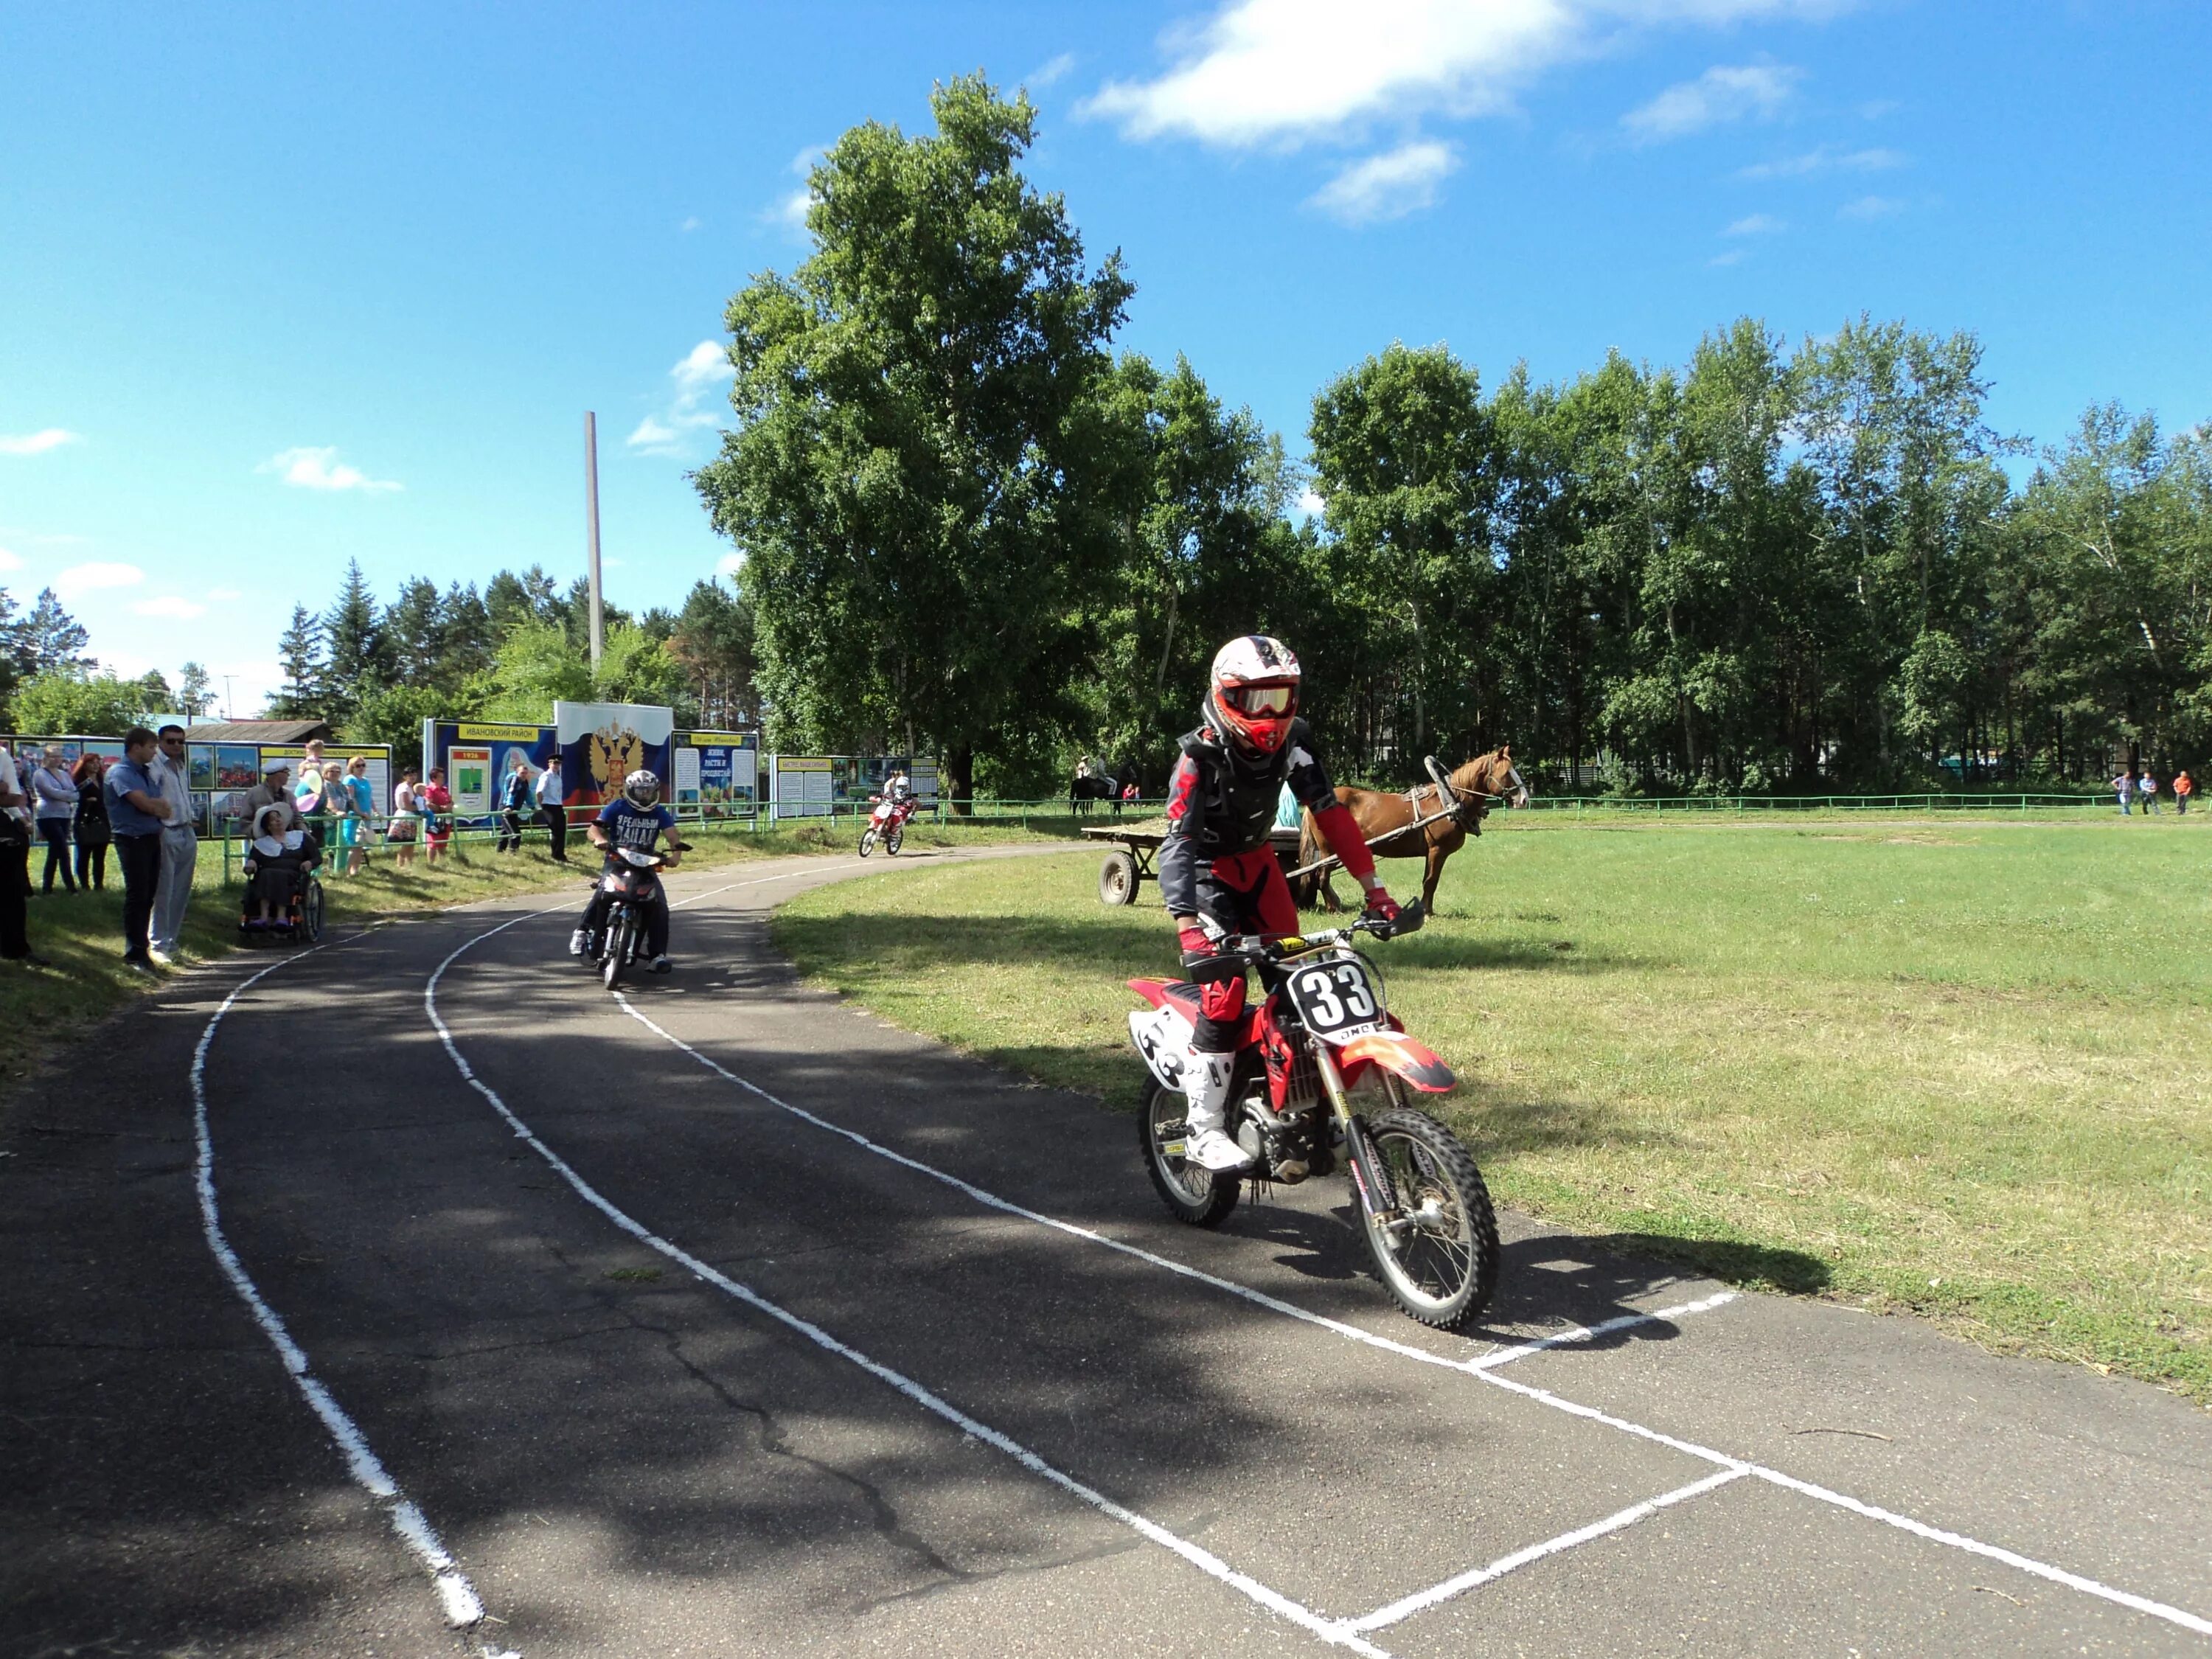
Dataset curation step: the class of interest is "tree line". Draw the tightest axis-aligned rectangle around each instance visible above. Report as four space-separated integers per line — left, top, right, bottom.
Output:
262 559 761 765
698 76 2212 799
0 586 216 734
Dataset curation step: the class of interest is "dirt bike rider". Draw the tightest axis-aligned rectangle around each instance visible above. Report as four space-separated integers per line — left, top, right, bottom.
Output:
569 768 684 973
1162 636 1400 1172
882 770 914 811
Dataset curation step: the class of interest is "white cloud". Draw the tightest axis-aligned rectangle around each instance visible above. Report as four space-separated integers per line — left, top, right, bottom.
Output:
1838 192 1904 220
55 561 145 597
259 445 403 492
765 144 829 234
1296 489 1326 517
0 427 81 456
628 341 735 457
1623 61 1800 141
1736 143 1903 180
134 595 209 620
1707 248 1747 266
717 550 748 580
679 215 702 232
1723 212 1785 236
0 546 21 572
1309 140 1459 223
1082 0 1843 147
1028 51 1077 88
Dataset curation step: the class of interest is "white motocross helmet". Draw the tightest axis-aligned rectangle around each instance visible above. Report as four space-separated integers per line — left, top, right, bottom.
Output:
623 768 661 808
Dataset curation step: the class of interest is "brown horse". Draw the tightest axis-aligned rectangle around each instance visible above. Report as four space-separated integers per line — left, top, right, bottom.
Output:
1299 746 1527 914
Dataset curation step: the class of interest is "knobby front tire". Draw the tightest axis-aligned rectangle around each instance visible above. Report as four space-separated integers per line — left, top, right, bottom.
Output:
1139 1080 1239 1228
602 912 633 991
1356 1107 1499 1331
858 828 878 858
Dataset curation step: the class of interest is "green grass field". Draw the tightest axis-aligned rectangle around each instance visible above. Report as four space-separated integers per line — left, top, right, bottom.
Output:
774 816 2212 1402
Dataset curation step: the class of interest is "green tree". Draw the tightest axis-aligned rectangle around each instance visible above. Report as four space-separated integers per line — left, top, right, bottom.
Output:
322 559 389 718
176 661 215 717
268 603 327 718
669 578 762 729
21 588 91 676
695 74 1135 801
468 617 594 721
11 669 149 735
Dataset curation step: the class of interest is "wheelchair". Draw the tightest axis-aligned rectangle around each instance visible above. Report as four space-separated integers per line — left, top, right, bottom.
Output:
239 836 327 945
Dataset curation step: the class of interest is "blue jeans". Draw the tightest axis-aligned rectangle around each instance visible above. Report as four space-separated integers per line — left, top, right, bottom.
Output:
37 819 75 891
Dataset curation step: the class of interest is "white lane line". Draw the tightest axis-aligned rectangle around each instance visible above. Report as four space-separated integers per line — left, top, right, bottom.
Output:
191 943 498 1641
1469 1292 1739 1371
426 910 1393 1658
612 907 2212 1644
1340 1469 1748 1634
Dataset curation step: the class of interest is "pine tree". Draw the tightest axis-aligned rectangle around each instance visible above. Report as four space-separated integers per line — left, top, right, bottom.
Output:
322 559 387 717
270 603 327 717
23 588 91 675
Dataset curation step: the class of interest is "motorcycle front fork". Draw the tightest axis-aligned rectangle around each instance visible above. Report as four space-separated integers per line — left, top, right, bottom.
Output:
1312 1044 1399 1225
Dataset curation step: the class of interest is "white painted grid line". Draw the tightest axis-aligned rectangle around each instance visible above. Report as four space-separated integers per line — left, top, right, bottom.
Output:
609 874 2212 1644
191 943 495 1638
1342 1468 1747 1633
426 901 1394 1657
1469 1291 1739 1370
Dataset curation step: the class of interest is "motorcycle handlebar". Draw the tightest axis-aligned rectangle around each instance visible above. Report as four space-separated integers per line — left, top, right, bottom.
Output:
1190 900 1426 968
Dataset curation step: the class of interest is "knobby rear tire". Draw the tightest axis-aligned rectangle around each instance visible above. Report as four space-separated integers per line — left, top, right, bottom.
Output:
1355 1107 1499 1331
886 824 903 855
1139 1079 1239 1228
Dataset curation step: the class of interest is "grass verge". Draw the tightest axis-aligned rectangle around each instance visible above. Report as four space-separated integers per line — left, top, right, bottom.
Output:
773 815 2212 1403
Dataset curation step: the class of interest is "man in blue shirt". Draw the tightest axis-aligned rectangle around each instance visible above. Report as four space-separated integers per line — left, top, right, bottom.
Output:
104 727 171 971
569 768 684 973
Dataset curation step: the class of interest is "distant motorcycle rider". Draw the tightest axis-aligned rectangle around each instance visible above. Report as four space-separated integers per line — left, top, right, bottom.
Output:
1161 636 1399 1172
570 769 684 974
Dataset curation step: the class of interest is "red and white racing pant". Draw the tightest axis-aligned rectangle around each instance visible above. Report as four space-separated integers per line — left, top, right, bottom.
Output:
1186 846 1300 1053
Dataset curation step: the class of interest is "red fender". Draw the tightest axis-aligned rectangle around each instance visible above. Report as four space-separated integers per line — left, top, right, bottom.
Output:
1335 1031 1455 1093
1127 977 1172 1008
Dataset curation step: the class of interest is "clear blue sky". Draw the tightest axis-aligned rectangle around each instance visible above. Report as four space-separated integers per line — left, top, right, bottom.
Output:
4 1 2206 714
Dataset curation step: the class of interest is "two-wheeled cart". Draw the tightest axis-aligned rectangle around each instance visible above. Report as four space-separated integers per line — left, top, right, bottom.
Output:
1083 822 1304 907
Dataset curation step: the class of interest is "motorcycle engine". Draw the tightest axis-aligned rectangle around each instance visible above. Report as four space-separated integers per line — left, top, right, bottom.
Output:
1237 1104 1314 1184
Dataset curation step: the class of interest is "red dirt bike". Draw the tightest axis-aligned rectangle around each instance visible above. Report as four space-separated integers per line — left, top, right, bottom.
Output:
858 793 922 857
1125 903 1500 1330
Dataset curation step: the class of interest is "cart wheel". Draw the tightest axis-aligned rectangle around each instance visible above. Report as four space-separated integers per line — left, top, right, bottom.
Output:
1099 850 1139 906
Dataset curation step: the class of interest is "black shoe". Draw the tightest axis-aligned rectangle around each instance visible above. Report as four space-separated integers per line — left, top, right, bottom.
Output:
650 955 672 975
122 953 153 973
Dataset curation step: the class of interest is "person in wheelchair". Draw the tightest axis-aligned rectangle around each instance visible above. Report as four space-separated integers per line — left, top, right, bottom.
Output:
240 804 321 930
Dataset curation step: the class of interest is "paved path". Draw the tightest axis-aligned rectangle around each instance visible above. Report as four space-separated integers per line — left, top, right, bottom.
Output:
4 849 2209 1657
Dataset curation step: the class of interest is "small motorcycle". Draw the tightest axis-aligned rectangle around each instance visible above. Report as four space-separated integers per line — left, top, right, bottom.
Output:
859 793 921 857
585 847 666 990
1125 905 1500 1330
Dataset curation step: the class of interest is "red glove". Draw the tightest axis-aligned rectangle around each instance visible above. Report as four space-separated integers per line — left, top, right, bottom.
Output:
1362 888 1401 924
1178 923 1214 960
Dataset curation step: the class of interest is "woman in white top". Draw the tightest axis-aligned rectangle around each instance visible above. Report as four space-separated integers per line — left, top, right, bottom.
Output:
388 767 422 869
30 745 81 894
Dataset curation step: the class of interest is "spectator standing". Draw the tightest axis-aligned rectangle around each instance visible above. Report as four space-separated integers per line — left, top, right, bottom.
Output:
497 754 532 853
2140 771 2162 815
299 738 327 782
2176 770 2194 816
318 762 355 874
2114 771 2134 814
389 768 422 869
421 767 453 864
344 756 375 875
148 725 197 964
105 727 170 971
30 745 80 894
70 754 110 890
293 757 329 821
242 760 302 831
535 754 568 862
0 748 47 966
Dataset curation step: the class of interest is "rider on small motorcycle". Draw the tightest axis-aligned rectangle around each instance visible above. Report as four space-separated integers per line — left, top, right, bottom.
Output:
569 768 684 973
1163 636 1400 1172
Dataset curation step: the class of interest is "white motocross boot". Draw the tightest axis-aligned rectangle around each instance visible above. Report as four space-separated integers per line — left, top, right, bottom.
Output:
1182 1052 1254 1173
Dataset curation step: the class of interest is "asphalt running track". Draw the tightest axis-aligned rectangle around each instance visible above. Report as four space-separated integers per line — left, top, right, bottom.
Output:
4 849 2210 1658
